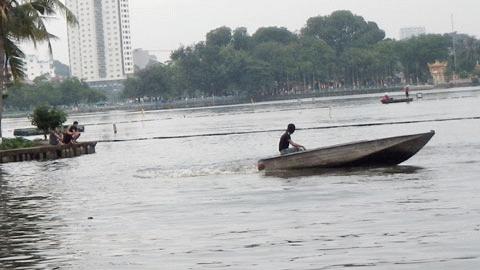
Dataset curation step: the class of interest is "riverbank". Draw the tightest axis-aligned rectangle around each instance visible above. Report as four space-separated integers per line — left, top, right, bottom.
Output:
0 141 97 163
4 83 478 118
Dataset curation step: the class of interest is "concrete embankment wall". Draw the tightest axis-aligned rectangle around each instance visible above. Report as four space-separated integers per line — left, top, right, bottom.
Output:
0 142 97 164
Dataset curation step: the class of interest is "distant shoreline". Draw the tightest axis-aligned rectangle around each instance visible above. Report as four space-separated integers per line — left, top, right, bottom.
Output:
5 83 478 119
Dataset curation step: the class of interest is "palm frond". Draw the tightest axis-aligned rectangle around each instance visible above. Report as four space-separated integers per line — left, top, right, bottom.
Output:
3 36 25 80
0 0 77 81
7 4 57 47
27 0 77 25
0 0 18 23
33 14 57 53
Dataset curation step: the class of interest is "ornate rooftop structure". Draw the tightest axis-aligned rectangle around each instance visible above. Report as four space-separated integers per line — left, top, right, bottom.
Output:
428 61 448 85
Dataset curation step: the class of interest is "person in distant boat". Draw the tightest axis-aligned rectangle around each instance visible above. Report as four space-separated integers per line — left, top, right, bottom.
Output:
49 127 63 146
381 93 391 103
279 124 306 155
63 121 81 144
404 85 410 98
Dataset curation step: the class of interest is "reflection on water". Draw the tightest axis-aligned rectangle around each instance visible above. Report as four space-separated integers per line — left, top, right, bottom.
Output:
263 166 424 179
1 90 480 269
0 171 64 269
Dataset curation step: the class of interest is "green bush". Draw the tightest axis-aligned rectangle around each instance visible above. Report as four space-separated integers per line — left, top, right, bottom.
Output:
30 106 68 140
0 137 38 150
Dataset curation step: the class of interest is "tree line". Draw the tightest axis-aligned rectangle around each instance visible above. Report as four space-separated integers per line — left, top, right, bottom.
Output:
6 77 107 111
123 10 480 100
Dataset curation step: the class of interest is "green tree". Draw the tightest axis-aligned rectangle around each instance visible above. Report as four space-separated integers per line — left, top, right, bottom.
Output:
448 33 480 77
341 47 384 87
5 78 106 110
219 47 273 95
302 10 385 55
289 37 335 89
232 27 252 51
252 42 295 94
206 26 232 47
171 45 207 95
127 11 480 99
53 60 70 77
122 63 174 100
122 77 141 101
396 34 450 83
252 27 297 45
372 40 401 84
30 105 67 140
177 42 230 96
0 0 76 138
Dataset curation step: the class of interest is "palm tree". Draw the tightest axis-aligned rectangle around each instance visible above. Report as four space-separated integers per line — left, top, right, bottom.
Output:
0 0 76 138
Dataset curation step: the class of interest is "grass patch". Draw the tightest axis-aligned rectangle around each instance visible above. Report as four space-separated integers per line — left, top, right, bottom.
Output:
0 137 41 150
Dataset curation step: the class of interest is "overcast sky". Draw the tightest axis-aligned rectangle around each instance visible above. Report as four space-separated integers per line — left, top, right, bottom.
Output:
30 0 479 64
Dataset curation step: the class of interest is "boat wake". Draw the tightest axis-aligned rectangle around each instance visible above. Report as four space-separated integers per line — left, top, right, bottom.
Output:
133 160 257 179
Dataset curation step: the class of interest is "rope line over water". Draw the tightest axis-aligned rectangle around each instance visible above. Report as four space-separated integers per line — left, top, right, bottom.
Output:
98 116 480 143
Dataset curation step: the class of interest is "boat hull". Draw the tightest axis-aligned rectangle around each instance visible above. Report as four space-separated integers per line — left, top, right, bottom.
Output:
258 131 435 171
381 98 413 104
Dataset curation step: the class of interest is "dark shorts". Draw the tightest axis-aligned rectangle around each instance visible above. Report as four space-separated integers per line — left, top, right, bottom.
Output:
280 147 301 155
63 135 73 144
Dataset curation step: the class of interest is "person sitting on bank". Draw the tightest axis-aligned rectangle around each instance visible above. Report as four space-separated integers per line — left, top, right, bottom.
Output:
49 127 64 146
63 121 81 144
279 123 306 155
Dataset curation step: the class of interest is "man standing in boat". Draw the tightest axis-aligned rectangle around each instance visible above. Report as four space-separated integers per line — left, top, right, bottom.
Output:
404 85 410 99
279 124 306 155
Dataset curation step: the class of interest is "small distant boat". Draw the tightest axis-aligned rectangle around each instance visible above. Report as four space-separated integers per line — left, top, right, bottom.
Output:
258 131 435 171
381 97 414 104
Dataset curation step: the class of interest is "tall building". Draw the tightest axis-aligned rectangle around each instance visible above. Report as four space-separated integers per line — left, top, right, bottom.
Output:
133 48 158 70
400 27 426 40
24 55 55 81
66 0 134 83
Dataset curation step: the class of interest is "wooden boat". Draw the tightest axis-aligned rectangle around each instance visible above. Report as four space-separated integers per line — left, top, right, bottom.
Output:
381 97 413 104
257 131 435 171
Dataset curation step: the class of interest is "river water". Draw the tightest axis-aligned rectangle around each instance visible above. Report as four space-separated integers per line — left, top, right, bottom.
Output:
1 88 480 269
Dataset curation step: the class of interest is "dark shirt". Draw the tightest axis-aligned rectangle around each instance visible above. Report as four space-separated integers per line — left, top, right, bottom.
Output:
279 132 291 152
69 125 78 133
63 125 78 144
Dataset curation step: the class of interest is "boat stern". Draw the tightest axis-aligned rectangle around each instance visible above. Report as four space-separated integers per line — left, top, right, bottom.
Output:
257 160 266 171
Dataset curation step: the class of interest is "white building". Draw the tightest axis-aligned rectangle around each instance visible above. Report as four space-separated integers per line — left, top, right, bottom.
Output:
66 0 134 83
24 55 55 81
133 48 158 70
400 27 426 40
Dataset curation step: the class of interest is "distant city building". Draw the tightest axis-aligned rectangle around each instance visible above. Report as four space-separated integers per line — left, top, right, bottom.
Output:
53 60 71 78
133 48 158 70
66 0 134 83
24 55 55 81
400 27 426 40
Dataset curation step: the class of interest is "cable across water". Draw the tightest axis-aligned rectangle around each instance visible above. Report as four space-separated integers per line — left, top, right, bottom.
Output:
97 116 480 143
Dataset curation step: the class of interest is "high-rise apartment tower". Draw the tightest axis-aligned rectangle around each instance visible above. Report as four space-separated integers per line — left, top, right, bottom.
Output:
399 27 426 40
66 0 133 82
